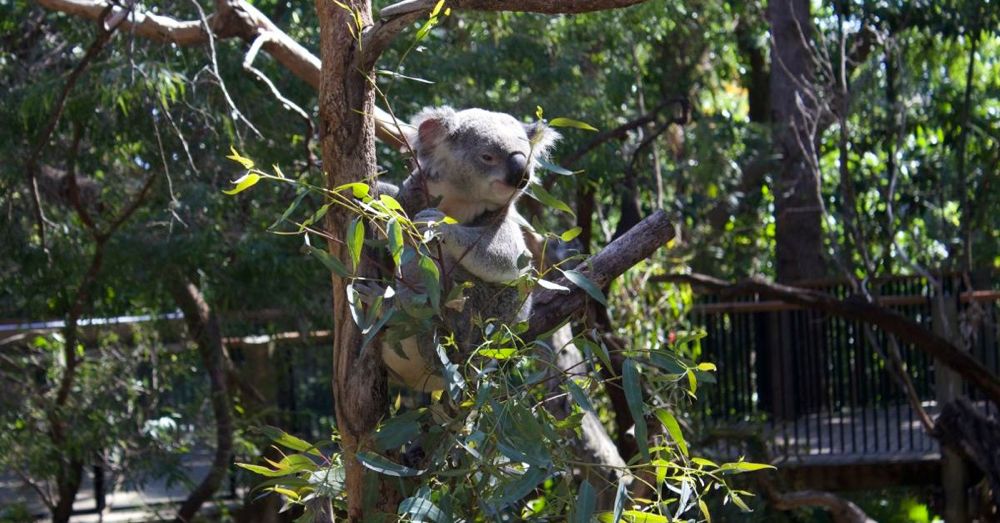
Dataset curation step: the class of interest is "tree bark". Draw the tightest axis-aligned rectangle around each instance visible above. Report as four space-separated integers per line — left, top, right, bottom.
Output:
768 0 825 283
169 276 234 523
315 0 391 519
934 398 1000 509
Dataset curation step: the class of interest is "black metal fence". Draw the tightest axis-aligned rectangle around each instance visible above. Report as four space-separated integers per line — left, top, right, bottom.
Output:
688 273 999 464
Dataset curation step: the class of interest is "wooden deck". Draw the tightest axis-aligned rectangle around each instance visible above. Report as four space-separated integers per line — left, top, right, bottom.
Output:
701 402 985 489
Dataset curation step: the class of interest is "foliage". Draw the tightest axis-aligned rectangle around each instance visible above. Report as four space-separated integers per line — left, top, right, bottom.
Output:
1 0 997 518
226 147 771 520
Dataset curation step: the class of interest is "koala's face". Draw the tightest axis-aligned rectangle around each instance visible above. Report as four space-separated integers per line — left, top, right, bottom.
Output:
408 107 559 218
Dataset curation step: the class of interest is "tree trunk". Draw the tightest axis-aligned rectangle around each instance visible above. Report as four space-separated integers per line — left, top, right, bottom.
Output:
314 1 389 519
768 0 825 283
51 459 83 523
169 276 234 523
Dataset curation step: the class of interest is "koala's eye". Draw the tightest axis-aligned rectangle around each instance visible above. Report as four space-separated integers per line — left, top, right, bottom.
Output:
479 153 497 164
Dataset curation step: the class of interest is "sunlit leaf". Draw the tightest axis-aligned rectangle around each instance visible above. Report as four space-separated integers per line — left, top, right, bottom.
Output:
222 172 260 195
335 182 370 199
536 279 570 292
388 218 404 267
380 194 403 211
259 426 324 457
226 146 254 169
560 226 583 242
236 463 294 478
477 347 517 359
548 117 598 132
347 218 364 269
654 409 688 457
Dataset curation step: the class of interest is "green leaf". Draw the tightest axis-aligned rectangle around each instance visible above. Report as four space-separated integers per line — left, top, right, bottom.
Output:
267 486 300 500
728 491 751 512
561 269 608 306
418 253 441 312
654 409 688 457
222 172 260 195
346 282 366 329
380 194 403 211
613 476 628 522
536 279 570 292
573 480 596 523
699 499 712 523
429 0 445 17
493 467 547 506
548 117 598 132
537 158 576 176
306 246 349 277
560 226 583 242
696 362 717 372
236 463 294 478
387 218 404 267
576 336 612 373
399 496 447 522
719 461 776 474
622 359 648 461
356 452 424 477
347 218 364 270
226 146 254 169
374 411 423 451
259 426 324 457
334 182 370 199
526 182 574 216
269 187 309 230
565 380 595 416
477 347 517 359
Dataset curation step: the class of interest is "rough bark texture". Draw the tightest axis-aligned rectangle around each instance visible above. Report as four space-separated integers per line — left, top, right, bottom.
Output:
315 0 390 519
768 0 825 283
169 277 234 523
934 398 1000 509
525 210 675 340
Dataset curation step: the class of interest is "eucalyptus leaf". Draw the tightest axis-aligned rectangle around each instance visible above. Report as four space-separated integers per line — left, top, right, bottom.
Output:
561 269 608 306
623 359 649 461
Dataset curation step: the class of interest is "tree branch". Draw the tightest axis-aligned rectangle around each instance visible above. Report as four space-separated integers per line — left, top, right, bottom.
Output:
363 0 652 75
169 276 234 523
36 0 410 145
525 210 674 340
655 272 1000 407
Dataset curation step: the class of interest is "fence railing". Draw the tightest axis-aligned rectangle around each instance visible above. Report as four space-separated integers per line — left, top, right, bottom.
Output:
687 273 999 464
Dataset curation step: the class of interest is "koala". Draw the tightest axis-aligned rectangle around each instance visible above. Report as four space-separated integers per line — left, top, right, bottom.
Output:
377 106 559 392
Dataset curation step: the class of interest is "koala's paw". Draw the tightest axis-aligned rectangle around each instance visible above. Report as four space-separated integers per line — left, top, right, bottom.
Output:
413 208 448 236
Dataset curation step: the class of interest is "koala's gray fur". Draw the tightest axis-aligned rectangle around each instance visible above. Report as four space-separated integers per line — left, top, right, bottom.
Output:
378 106 559 392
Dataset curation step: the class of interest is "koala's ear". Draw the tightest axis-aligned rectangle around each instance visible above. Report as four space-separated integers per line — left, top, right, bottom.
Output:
405 106 456 153
524 122 561 158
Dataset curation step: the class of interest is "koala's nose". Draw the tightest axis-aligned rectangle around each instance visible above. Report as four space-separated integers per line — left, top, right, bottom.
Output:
506 152 529 189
